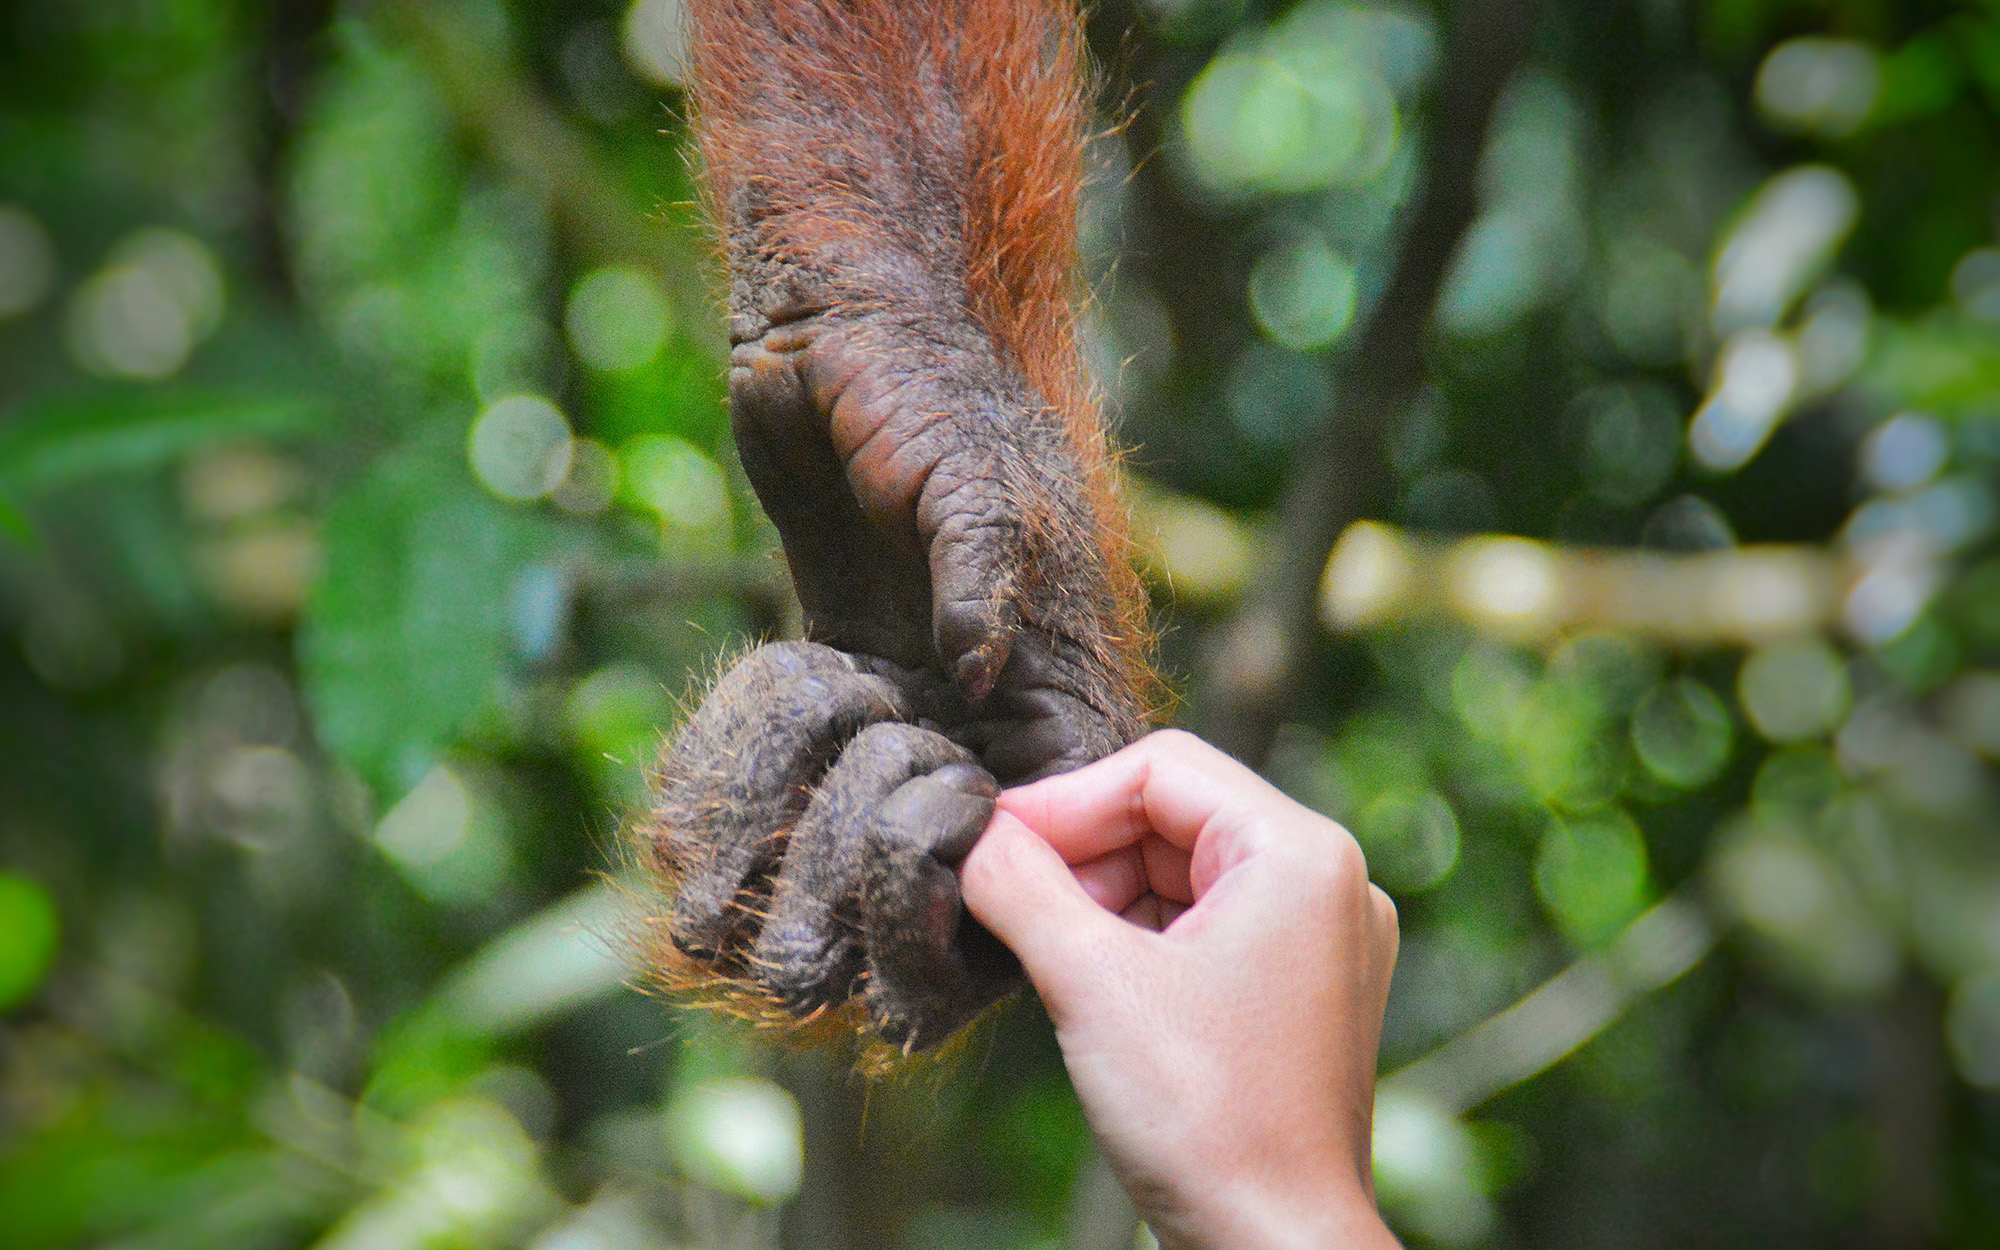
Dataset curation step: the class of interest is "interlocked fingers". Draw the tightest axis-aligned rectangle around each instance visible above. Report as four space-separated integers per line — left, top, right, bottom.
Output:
644 642 1023 1051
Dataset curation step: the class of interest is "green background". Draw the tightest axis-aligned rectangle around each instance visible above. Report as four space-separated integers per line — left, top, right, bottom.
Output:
3 0 2000 1246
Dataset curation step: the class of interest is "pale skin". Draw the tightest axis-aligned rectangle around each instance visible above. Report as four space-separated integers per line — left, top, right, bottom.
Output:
961 729 1404 1250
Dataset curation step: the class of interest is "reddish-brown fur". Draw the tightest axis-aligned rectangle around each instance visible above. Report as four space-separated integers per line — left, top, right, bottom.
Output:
684 0 1153 706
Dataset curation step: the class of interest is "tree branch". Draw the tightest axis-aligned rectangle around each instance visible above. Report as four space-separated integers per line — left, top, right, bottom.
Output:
1380 895 1716 1116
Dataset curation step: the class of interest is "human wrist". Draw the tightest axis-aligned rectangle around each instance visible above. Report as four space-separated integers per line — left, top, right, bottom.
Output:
1148 1171 1397 1250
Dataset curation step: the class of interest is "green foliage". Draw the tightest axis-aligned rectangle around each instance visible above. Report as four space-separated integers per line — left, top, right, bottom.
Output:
299 435 560 797
0 872 58 1008
0 390 322 496
4 0 2000 1248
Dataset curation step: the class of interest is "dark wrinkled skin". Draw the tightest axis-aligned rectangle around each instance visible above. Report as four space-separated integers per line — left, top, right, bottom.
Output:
648 272 1143 1049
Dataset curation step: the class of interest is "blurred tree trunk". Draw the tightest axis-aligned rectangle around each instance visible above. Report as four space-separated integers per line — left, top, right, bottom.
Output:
1866 981 1944 1247
1192 0 1543 770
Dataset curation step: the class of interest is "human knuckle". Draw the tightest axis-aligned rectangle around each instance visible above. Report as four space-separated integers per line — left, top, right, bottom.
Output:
1318 831 1372 891
1370 883 1400 930
1142 726 1202 762
958 839 1005 897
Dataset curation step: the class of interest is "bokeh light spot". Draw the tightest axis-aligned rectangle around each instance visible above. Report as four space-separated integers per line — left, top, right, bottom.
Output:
1860 412 1949 494
377 766 473 870
1689 329 1800 473
1751 745 1843 815
374 766 511 907
1573 382 1681 507
65 230 226 381
1793 280 1872 395
1248 234 1359 350
1598 236 1699 366
1711 816 1898 999
620 434 730 537
1372 1090 1494 1246
1535 812 1650 947
1711 166 1857 336
1640 494 1737 552
1133 483 1255 605
1438 76 1584 338
1182 36 1397 196
1950 246 2000 323
1450 537 1561 633
667 1077 804 1204
1738 637 1851 743
565 264 671 373
1358 788 1462 894
1322 520 1417 629
1631 676 1733 788
469 395 575 502
1755 38 1881 138
1224 340 1332 447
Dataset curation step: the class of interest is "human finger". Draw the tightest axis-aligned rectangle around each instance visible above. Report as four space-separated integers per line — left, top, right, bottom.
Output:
1369 883 1401 976
1141 835 1195 905
1118 894 1189 932
1071 846 1146 915
960 810 1141 1005
996 729 1298 869
1070 836 1194 913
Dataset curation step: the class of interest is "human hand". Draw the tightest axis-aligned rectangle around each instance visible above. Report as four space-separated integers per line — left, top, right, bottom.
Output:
960 730 1402 1250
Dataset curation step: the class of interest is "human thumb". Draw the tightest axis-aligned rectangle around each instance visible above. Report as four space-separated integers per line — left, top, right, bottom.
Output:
961 810 1135 1011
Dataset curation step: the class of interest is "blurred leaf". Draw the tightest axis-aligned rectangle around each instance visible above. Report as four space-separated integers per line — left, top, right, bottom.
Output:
298 436 559 799
1864 316 2000 416
0 495 27 543
0 389 321 496
363 1007 497 1118
290 26 459 292
583 344 728 447
0 1130 282 1250
0 871 58 1008
0 1016 271 1250
982 1079 1092 1226
1873 33 1965 125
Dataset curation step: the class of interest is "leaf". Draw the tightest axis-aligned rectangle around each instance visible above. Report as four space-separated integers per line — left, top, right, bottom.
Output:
0 492 31 544
297 437 556 799
581 342 729 448
1863 315 2000 416
0 388 323 496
